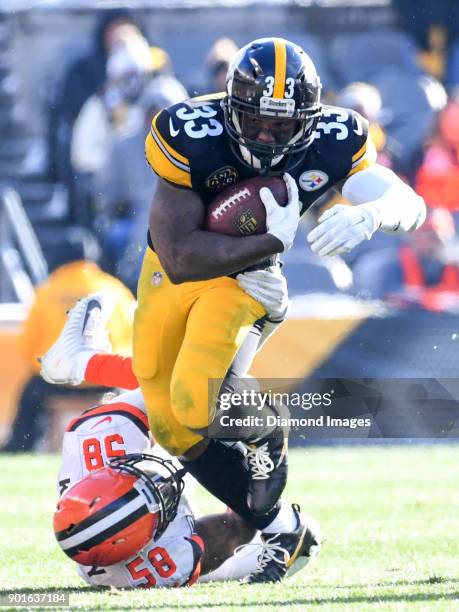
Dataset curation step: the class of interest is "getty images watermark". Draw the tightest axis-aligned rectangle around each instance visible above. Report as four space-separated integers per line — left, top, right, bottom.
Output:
207 378 459 439
218 388 370 429
0 591 69 607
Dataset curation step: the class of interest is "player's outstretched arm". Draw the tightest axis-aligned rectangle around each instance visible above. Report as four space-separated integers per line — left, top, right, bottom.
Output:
149 178 297 284
195 511 256 575
307 164 426 257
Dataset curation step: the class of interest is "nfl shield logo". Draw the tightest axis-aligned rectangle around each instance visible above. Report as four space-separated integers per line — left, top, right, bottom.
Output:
151 272 163 286
236 209 258 235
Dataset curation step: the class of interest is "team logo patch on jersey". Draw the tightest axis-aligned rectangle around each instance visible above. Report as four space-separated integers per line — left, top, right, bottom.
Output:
151 272 163 286
299 170 329 192
205 166 238 191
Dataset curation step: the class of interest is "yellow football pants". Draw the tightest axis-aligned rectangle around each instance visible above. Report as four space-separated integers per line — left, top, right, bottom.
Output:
133 248 266 455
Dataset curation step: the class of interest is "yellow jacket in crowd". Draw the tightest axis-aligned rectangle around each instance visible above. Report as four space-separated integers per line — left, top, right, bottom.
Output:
20 261 135 374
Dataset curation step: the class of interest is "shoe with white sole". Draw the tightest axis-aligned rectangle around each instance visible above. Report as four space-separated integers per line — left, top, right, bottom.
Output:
243 504 323 583
40 293 113 386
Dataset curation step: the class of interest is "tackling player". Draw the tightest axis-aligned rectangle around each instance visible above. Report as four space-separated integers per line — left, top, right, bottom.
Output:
55 453 320 588
134 36 426 549
42 294 322 585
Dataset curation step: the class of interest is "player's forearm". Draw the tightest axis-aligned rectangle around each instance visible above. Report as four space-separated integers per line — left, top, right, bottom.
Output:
343 164 426 233
149 179 283 283
195 512 256 574
159 231 282 284
84 354 138 390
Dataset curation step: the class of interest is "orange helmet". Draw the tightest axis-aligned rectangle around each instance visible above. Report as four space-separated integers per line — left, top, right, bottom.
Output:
53 454 184 566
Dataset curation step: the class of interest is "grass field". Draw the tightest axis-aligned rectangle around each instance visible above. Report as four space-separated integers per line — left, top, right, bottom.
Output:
0 446 458 611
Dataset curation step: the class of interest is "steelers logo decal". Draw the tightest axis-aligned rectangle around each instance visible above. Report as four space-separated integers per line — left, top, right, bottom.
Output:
299 170 329 192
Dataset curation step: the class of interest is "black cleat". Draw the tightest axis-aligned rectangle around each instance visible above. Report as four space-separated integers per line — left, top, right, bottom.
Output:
246 436 288 515
244 504 322 584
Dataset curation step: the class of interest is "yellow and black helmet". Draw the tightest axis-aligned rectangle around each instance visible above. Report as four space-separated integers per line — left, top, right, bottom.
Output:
223 37 322 174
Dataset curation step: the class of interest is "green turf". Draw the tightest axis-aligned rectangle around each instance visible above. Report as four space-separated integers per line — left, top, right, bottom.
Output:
0 446 458 611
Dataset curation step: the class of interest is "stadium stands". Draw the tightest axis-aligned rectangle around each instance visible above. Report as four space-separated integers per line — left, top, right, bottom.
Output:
0 0 457 447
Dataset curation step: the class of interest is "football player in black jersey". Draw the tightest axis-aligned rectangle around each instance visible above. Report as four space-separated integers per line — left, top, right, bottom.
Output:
134 37 426 582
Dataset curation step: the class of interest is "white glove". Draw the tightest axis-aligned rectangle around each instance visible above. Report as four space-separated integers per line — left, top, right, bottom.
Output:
307 203 381 256
260 173 300 251
237 266 289 322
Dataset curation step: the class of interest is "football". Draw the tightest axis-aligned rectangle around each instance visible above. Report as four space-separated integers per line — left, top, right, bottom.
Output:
205 176 288 237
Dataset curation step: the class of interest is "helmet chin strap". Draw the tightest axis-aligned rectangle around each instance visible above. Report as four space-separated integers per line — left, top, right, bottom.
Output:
233 109 307 172
232 110 282 170
239 144 284 170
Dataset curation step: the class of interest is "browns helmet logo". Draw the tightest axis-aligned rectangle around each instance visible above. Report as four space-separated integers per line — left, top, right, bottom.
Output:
206 166 238 190
236 209 258 235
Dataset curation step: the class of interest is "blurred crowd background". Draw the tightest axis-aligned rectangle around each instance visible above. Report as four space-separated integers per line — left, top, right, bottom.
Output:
1 0 459 451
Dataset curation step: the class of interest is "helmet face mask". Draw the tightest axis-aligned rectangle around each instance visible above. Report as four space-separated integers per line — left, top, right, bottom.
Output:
223 37 322 174
53 454 184 566
110 453 184 541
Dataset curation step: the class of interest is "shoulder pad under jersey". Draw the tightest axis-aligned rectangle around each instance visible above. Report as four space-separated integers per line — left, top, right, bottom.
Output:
314 105 376 179
145 95 225 189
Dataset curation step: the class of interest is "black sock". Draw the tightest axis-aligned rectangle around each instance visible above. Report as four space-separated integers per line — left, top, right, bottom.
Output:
183 439 280 530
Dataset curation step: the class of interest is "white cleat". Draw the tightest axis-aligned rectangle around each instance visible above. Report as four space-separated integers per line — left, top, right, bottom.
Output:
40 293 113 386
243 505 323 584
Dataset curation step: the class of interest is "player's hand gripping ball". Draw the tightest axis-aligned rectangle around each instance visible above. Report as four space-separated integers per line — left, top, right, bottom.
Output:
205 177 288 236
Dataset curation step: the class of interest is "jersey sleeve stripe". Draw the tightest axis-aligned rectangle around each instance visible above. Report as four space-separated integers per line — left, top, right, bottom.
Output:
184 534 205 586
347 157 372 176
348 134 377 177
145 132 192 188
351 149 366 169
66 402 149 435
149 127 190 173
152 114 190 167
273 39 287 98
150 127 190 172
351 141 367 162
